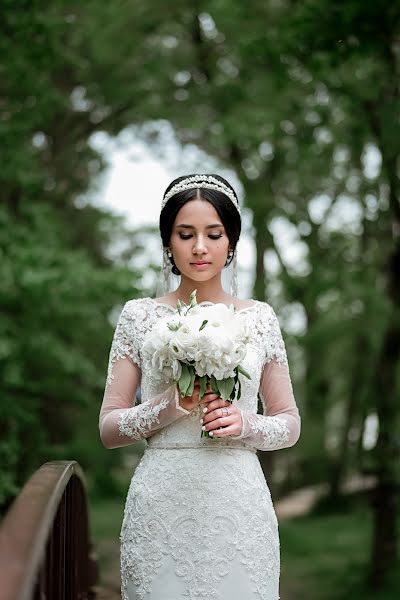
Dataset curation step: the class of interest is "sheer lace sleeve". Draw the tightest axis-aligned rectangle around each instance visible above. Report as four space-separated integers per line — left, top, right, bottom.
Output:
232 306 301 451
99 301 190 449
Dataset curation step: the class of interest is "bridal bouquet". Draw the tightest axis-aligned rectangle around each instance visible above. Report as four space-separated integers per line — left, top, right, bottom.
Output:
142 290 251 437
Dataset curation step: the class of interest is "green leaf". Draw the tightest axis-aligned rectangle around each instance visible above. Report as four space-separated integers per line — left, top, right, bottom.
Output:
178 363 191 396
186 366 196 397
210 376 219 394
217 377 235 400
199 319 208 331
199 375 208 400
237 378 242 400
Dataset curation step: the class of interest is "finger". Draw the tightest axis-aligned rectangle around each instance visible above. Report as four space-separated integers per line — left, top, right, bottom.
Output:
202 404 235 424
202 409 230 426
199 393 220 406
202 413 236 432
209 424 238 437
202 398 231 413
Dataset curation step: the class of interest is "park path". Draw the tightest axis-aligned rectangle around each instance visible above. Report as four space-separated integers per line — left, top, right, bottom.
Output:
93 474 375 599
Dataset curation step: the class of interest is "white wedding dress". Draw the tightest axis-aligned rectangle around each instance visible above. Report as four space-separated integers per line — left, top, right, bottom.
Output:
99 298 301 600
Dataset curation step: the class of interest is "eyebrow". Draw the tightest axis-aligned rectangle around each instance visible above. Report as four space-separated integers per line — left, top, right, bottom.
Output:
175 223 224 229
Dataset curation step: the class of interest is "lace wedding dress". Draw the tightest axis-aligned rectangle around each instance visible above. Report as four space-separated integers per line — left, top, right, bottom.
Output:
99 298 301 600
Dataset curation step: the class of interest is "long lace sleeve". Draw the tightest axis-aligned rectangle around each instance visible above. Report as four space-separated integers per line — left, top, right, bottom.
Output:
99 301 190 449
233 306 301 451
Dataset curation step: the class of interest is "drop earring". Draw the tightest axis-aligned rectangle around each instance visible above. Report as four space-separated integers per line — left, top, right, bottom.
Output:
167 248 181 276
225 250 233 267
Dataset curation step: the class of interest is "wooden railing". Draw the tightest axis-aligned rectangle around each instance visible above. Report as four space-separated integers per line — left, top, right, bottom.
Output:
0 461 98 600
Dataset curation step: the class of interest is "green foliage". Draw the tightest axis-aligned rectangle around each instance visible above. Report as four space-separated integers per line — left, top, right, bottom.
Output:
0 200 139 505
0 1 145 506
280 497 400 599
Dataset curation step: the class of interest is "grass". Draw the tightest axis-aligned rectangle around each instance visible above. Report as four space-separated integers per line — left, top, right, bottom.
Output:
89 495 125 589
279 498 400 600
90 495 125 541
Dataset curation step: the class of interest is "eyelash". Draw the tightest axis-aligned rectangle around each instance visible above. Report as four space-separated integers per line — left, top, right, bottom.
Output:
179 234 223 240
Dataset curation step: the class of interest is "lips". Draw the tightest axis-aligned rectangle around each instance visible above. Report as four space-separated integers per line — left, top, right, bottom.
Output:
191 261 210 265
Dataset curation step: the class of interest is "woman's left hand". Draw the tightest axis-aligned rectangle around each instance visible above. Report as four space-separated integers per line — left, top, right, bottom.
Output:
200 396 243 437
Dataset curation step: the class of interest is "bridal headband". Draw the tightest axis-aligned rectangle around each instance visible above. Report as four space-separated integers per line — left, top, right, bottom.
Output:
161 175 241 215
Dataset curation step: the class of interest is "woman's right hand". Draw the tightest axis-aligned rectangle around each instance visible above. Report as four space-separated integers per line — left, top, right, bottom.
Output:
178 378 220 412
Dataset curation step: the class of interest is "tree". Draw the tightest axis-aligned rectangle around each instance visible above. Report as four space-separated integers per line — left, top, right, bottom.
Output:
0 1 143 505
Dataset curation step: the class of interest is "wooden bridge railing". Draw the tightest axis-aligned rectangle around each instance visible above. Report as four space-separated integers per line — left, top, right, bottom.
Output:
0 460 98 600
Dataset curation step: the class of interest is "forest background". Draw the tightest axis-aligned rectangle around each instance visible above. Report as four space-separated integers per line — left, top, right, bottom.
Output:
1 1 399 598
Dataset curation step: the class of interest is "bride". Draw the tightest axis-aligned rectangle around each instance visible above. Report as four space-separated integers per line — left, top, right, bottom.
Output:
99 174 301 600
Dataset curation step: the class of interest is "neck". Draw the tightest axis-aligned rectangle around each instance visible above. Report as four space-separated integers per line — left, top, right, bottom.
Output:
174 275 230 305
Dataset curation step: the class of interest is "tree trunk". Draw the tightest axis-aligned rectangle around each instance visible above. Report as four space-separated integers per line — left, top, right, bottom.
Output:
369 231 400 588
328 331 368 500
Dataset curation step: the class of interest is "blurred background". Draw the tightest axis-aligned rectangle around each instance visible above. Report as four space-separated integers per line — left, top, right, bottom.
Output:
1 1 399 598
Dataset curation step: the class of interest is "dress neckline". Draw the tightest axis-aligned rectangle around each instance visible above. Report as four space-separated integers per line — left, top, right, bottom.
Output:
145 297 259 314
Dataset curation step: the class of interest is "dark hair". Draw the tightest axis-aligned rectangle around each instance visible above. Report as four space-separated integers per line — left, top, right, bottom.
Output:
160 174 241 274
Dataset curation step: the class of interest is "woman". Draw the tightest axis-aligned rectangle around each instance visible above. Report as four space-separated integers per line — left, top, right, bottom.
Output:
99 174 301 600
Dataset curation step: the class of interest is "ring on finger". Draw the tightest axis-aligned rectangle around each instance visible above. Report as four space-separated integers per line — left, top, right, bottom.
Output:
221 407 229 418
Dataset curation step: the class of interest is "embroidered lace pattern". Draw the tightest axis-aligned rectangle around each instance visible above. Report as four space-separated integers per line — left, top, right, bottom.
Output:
250 303 288 369
118 397 170 440
120 447 280 600
100 298 301 600
106 298 156 387
247 415 290 449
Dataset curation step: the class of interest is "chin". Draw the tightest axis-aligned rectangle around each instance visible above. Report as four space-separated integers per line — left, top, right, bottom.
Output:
180 268 221 282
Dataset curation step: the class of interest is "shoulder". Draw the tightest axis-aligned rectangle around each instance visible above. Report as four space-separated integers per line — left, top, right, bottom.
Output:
249 301 288 365
114 297 156 340
117 297 168 339
119 297 154 319
249 299 278 320
110 298 156 368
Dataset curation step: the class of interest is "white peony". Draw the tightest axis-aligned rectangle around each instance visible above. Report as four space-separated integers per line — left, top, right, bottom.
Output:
142 292 251 410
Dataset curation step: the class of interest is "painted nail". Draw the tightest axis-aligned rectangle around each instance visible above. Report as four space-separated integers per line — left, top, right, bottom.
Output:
209 431 214 437
200 418 203 424
203 407 208 413
202 426 206 431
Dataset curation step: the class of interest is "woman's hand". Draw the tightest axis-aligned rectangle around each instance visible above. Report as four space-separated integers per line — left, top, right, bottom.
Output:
178 379 221 412
200 395 243 437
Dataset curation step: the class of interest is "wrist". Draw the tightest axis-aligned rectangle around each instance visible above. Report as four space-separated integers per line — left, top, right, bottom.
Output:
231 407 245 439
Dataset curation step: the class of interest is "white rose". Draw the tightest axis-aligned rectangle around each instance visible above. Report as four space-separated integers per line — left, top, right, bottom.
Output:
174 326 198 360
232 342 247 364
168 335 187 360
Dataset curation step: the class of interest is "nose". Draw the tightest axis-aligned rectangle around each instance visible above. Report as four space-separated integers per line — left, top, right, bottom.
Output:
193 235 208 255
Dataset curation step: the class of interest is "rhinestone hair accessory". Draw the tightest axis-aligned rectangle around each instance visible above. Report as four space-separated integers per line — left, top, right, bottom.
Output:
161 175 241 214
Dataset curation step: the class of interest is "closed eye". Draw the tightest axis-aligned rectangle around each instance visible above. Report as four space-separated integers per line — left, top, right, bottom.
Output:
179 234 223 240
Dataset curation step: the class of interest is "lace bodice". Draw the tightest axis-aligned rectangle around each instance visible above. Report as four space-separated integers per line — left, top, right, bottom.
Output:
99 298 301 452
